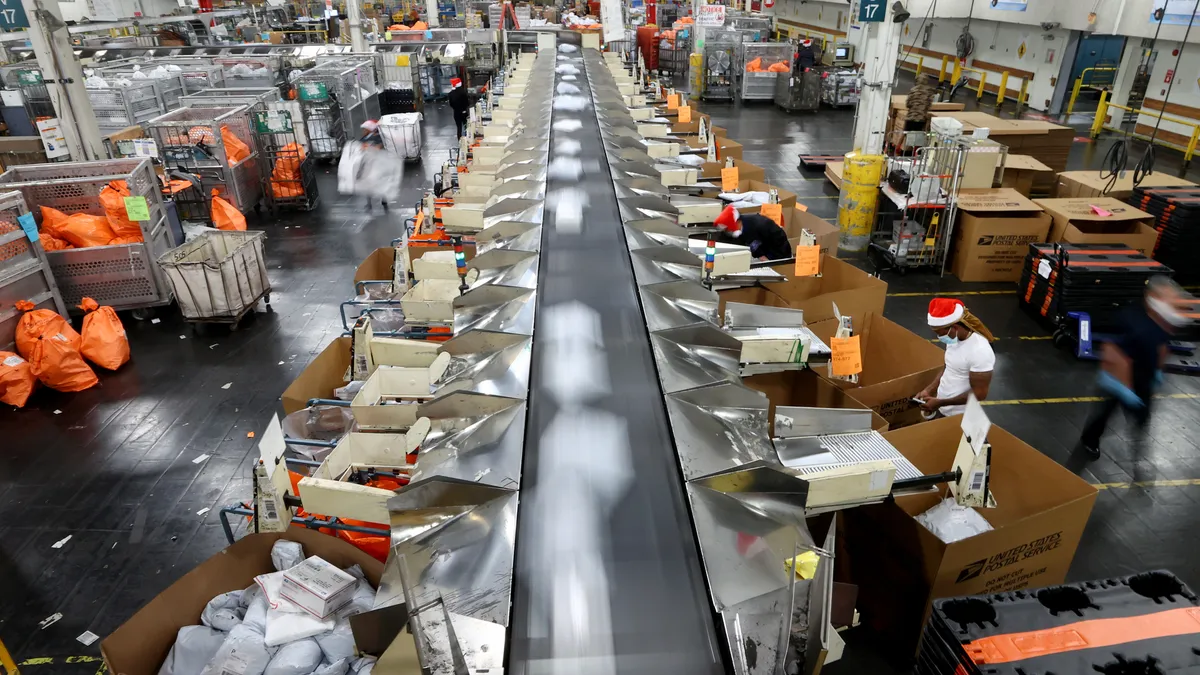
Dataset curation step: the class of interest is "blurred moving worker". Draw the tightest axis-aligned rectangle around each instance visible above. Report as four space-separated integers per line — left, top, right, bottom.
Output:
712 204 791 261
448 77 472 138
1078 276 1190 459
360 119 384 147
904 73 936 132
917 298 996 418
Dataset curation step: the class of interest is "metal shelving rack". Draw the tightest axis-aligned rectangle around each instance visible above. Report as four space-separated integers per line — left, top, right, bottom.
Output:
146 106 263 218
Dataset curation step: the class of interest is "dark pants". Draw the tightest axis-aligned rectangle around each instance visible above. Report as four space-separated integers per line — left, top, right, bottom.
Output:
1080 391 1153 450
454 114 468 138
903 118 926 131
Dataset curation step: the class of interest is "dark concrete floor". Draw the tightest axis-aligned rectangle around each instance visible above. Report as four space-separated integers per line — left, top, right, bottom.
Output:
3 80 1200 674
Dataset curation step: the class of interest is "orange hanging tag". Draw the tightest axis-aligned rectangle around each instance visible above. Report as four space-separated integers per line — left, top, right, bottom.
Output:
678 105 692 123
721 166 740 192
666 93 681 109
830 335 863 377
761 203 783 227
794 245 820 276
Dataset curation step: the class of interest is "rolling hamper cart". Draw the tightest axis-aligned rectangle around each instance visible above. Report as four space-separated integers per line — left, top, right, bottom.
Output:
379 113 423 161
0 190 67 350
159 230 271 331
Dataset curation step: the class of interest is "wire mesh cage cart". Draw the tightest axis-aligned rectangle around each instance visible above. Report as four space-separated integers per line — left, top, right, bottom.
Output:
212 55 287 89
867 133 968 274
0 158 177 315
146 106 263 220
93 70 188 110
158 230 270 330
740 42 791 101
702 33 741 101
294 59 377 160
253 109 319 212
2 67 55 122
659 35 691 79
0 190 68 351
88 80 169 134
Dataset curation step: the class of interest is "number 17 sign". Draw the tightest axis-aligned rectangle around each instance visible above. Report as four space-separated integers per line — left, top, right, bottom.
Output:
859 0 885 22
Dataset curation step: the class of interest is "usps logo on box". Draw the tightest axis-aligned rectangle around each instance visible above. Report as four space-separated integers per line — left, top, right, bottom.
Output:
956 559 987 583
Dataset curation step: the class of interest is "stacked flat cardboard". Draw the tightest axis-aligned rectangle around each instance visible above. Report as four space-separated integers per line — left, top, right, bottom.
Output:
1033 197 1158 256
998 154 1054 197
887 96 965 146
951 188 1052 282
825 161 844 190
931 112 1073 192
1054 170 1198 200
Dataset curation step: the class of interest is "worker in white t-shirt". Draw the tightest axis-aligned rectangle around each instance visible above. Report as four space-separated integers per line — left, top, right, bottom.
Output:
915 298 997 418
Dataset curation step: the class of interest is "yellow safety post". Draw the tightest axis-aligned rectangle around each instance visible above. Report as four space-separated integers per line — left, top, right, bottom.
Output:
1186 126 1200 168
952 60 962 84
1091 90 1110 138
916 56 924 75
689 52 704 101
1 638 18 675
976 72 987 100
996 71 1009 106
1066 76 1085 116
1018 78 1029 111
939 56 949 82
837 153 884 253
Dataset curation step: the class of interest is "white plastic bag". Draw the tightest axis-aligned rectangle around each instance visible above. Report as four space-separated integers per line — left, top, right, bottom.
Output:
348 656 376 675
314 659 348 675
263 638 322 675
201 624 273 675
314 620 355 663
202 591 246 632
243 591 270 633
159 626 227 675
915 497 993 544
355 149 404 201
271 540 305 572
264 606 335 647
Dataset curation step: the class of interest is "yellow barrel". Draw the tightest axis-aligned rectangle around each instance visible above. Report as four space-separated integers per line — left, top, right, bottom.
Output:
836 152 884 253
689 52 704 100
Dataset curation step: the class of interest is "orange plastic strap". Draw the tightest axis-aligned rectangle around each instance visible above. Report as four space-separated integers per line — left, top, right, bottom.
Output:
1064 260 1162 267
966 606 1200 666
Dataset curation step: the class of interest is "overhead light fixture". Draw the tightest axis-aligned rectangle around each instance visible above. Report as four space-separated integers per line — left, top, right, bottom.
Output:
892 1 910 22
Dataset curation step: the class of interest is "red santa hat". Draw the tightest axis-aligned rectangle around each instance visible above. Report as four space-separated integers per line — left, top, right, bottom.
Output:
450 78 463 88
927 298 966 327
714 205 740 232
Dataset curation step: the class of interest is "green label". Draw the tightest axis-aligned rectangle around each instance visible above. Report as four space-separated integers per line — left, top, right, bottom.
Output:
254 109 294 133
124 195 150 222
16 70 43 85
298 82 328 101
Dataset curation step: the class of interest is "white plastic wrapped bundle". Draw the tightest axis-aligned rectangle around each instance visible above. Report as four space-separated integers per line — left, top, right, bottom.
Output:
555 82 580 95
201 591 246 631
717 190 770 205
263 639 322 675
915 497 993 543
158 626 227 675
553 95 589 111
271 540 304 572
200 624 274 675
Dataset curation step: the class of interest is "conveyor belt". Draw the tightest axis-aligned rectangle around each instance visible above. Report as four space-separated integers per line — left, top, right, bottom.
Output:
507 40 726 674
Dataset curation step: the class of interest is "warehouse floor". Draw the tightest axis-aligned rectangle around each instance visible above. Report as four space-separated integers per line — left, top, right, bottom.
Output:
4 86 1200 674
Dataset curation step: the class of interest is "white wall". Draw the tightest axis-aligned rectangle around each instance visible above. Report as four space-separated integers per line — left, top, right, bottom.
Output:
62 0 181 23
1128 39 1200 144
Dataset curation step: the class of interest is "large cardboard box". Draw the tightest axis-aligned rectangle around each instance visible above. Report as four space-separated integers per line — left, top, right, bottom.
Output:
840 417 1098 658
825 161 844 190
783 208 840 259
809 312 945 427
951 188 1052 283
743 368 889 435
998 154 1054 197
737 179 798 212
102 530 386 675
716 255 885 325
1033 197 1158 256
1053 170 1198 200
281 337 351 414
699 158 767 183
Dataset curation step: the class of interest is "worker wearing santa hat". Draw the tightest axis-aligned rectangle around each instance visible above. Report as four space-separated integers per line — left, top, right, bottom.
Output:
712 205 792 262
447 77 473 139
915 298 996 418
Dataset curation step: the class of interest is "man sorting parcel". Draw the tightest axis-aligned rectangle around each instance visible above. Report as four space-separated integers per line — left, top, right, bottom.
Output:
916 298 996 418
712 204 792 261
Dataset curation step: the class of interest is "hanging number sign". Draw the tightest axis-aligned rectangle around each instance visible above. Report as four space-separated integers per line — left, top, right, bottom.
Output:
858 0 885 22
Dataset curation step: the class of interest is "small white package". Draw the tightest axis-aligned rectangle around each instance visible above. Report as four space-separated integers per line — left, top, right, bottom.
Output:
201 591 246 632
271 540 305 572
281 557 356 619
314 620 355 663
263 638 322 675
158 625 227 675
264 605 335 647
200 624 273 675
915 497 993 544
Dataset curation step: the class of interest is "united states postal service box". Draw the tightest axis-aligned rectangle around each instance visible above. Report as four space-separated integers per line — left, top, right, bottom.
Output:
838 417 1097 660
951 188 1051 283
1054 170 1197 200
1033 197 1158 256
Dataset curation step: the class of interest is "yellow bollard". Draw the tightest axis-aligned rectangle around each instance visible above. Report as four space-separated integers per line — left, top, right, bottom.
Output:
689 52 704 101
939 56 949 83
1187 126 1199 168
1018 79 1029 110
1 638 18 675
917 56 924 76
997 71 1009 105
1091 90 1110 138
977 72 987 100
1066 76 1084 116
837 153 884 253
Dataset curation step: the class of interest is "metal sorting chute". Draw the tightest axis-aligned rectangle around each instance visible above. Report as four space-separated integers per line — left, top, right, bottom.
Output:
452 284 536 335
623 218 694 251
723 302 831 375
475 221 542 254
641 279 719 331
467 248 539 289
666 382 777 480
436 330 531 400
630 244 704 285
409 390 526 489
649 322 744 394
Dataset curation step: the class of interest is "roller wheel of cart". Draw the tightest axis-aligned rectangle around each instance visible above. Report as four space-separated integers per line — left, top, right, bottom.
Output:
131 307 154 322
1053 327 1070 349
264 293 272 311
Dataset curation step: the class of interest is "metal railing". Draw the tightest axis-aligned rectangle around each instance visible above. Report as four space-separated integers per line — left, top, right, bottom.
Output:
1091 90 1200 168
1065 66 1120 115
898 54 1029 110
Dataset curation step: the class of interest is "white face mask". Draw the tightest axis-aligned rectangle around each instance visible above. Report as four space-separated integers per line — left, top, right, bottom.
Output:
1149 296 1188 328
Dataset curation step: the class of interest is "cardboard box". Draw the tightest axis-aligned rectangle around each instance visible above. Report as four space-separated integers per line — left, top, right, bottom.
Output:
1033 197 1158 256
699 159 767 183
839 417 1098 658
102 530 384 675
281 556 358 618
767 255 887 324
743 368 889 435
951 188 1052 283
783 208 841 259
683 134 744 160
809 312 945 427
1054 170 1198 200
737 179 798 212
998 154 1054 197
825 161 844 190
281 337 351 415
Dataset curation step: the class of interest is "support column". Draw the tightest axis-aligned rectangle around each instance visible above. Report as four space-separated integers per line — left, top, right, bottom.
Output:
426 0 440 27
849 4 903 154
347 0 367 51
20 0 105 161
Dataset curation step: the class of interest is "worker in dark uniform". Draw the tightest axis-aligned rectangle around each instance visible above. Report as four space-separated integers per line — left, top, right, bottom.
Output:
794 39 816 72
1078 276 1191 460
447 77 472 138
712 204 791 261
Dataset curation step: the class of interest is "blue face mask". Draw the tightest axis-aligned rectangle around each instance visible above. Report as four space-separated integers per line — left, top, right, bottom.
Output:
938 334 959 346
